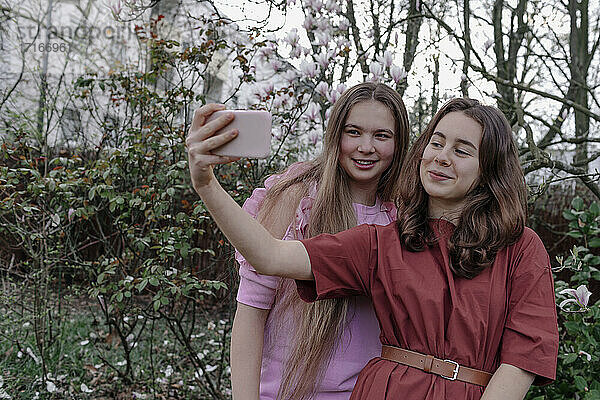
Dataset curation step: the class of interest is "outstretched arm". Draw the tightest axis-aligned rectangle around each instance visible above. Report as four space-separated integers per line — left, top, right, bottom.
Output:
186 104 312 280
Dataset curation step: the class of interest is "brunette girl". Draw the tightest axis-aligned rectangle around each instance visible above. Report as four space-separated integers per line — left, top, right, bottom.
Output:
231 83 409 400
187 98 559 399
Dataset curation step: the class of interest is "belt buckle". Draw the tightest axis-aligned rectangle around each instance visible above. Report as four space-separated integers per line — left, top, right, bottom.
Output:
442 359 460 380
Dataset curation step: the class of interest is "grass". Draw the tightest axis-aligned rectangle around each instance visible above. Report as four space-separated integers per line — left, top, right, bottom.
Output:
0 283 233 399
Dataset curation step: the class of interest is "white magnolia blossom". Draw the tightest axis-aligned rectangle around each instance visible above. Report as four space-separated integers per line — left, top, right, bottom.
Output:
305 0 323 12
336 83 347 94
308 131 320 145
206 365 218 372
270 59 283 72
290 46 303 59
303 15 315 30
300 60 319 78
325 0 341 12
164 365 174 377
285 28 300 47
46 381 57 393
369 62 384 80
316 18 330 31
272 95 287 109
287 0 296 4
559 284 592 309
338 18 350 31
326 89 340 104
324 107 332 120
305 102 321 121
315 51 330 68
376 50 394 68
282 69 298 83
314 30 331 46
81 383 94 393
390 65 407 83
26 347 40 365
579 350 592 362
315 81 329 97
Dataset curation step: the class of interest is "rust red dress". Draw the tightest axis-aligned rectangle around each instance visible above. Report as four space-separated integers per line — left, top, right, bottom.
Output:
297 219 559 400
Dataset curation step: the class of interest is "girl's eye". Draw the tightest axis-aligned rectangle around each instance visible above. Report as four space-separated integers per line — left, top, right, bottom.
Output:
455 148 471 156
346 129 360 136
375 132 393 139
430 141 443 148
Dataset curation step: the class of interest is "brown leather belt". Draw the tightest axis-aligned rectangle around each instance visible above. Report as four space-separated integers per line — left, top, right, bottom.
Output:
381 345 492 387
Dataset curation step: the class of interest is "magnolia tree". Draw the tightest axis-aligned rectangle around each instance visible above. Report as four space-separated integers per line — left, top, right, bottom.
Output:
1 0 599 397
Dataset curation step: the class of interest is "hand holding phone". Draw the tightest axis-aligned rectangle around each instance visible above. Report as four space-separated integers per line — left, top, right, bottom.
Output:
206 110 272 158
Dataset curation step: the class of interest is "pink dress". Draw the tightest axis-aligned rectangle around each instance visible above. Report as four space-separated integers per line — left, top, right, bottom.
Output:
235 163 397 400
297 219 559 400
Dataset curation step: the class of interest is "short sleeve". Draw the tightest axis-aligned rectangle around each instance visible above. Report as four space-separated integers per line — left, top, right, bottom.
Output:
235 163 311 309
296 224 377 302
500 229 559 386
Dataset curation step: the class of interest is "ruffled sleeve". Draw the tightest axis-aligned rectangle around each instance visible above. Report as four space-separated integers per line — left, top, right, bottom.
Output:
235 162 311 309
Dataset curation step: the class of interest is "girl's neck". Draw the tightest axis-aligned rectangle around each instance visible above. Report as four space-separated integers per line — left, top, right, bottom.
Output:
348 182 378 206
428 198 463 223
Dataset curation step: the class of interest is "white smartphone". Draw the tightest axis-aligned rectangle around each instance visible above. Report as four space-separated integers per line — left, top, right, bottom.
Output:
206 110 272 158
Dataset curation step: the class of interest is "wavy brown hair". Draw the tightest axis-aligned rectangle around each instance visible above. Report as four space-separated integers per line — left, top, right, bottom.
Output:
255 82 409 400
396 98 527 278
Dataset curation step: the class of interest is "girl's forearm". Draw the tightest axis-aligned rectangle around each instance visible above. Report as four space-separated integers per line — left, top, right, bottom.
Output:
195 179 312 280
481 363 535 400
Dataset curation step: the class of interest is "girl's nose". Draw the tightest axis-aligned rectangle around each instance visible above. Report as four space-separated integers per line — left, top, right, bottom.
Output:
357 136 375 153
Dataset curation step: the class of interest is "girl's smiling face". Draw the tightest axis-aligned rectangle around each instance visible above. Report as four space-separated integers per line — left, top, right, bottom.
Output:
339 100 396 204
419 111 483 218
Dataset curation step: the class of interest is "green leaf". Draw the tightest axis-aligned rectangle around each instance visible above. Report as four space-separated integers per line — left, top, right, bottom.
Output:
563 352 578 364
589 238 600 248
563 210 576 221
149 277 159 286
116 292 123 302
575 375 587 391
572 197 584 211
591 202 600 217
136 279 148 293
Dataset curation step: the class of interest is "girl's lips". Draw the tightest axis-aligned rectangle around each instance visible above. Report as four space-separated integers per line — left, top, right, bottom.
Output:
428 170 452 181
352 158 378 169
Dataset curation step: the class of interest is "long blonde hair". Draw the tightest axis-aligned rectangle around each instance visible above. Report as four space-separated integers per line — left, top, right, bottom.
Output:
256 83 409 400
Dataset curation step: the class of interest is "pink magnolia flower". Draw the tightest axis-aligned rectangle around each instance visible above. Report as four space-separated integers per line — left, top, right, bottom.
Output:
315 51 330 68
282 69 298 83
338 18 350 31
315 81 329 97
303 15 315 30
390 65 406 83
290 46 302 59
270 59 283 72
325 0 341 12
336 83 347 94
286 28 300 47
324 107 332 120
559 285 592 310
369 62 383 81
110 0 122 17
376 50 394 68
305 0 323 12
314 31 330 46
68 208 76 222
305 102 321 122
300 60 319 78
326 89 340 104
